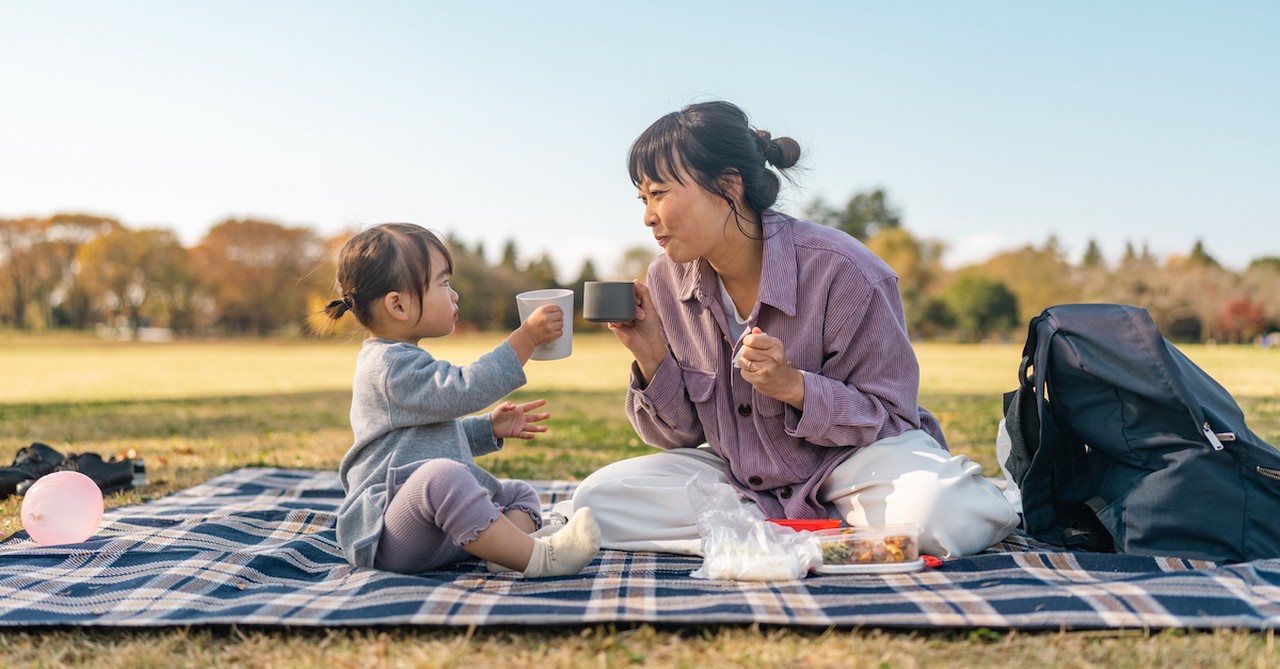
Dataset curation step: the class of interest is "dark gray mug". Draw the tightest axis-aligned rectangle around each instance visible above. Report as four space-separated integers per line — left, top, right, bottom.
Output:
583 281 637 322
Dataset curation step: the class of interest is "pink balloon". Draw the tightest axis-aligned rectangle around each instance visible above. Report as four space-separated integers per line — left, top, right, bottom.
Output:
20 471 104 546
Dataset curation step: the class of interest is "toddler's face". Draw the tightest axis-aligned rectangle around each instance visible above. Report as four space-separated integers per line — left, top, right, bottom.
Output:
411 246 459 339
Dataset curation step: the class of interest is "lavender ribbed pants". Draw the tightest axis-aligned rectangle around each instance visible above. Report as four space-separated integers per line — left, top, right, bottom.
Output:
373 459 542 574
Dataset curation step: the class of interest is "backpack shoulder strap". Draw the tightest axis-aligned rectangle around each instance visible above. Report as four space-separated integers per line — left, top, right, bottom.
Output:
1018 312 1044 391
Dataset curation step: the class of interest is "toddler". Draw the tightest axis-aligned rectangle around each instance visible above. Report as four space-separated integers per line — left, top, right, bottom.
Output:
324 222 600 577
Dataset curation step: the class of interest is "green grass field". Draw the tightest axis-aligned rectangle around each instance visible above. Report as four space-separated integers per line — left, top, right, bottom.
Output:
1 332 1278 667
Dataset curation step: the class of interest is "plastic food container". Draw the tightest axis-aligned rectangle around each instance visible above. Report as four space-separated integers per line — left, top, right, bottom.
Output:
766 518 842 532
813 524 923 574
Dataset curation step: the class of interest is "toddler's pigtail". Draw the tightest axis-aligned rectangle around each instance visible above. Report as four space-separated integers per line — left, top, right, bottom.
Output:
312 294 357 337
324 296 352 320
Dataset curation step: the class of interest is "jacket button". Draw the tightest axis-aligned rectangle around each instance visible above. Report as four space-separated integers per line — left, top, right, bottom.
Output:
737 404 752 416
780 487 793 499
748 476 763 486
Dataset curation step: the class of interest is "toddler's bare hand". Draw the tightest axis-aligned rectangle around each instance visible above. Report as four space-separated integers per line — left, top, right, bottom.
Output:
490 399 551 440
523 304 565 346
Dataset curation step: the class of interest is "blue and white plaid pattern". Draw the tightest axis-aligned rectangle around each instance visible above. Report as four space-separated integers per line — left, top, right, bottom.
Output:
2 467 1279 629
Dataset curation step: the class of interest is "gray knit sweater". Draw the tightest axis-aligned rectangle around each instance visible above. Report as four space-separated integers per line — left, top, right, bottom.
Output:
336 337 526 568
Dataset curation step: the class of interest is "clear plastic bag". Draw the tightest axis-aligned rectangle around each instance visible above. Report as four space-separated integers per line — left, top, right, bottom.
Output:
995 418 1024 514
687 471 821 581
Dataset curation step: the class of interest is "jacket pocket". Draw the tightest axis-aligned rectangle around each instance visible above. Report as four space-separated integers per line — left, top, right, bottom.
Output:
679 366 719 445
680 366 716 403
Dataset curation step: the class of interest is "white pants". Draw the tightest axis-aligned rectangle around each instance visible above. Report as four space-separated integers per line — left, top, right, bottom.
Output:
565 430 1019 558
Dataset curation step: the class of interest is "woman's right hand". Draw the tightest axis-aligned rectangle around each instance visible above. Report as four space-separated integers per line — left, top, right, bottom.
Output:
607 280 667 382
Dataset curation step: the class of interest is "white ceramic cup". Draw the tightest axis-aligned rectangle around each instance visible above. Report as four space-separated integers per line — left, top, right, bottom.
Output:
515 288 574 360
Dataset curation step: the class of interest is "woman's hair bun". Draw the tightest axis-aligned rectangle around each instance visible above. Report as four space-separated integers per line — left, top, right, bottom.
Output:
755 130 801 170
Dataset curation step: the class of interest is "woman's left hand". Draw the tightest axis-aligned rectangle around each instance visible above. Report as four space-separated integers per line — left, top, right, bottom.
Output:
737 328 805 408
490 399 551 440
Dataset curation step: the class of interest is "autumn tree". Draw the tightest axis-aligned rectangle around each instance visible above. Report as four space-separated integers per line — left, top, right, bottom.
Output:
0 217 47 329
978 237 1080 325
300 231 354 336
1109 244 1180 332
75 228 196 331
150 237 205 335
1162 242 1234 342
191 218 322 336
0 214 121 330
1215 297 1266 343
1240 258 1280 332
865 227 946 334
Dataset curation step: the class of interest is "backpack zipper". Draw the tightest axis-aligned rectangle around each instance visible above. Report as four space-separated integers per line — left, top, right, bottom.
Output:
1202 422 1235 451
1258 466 1280 481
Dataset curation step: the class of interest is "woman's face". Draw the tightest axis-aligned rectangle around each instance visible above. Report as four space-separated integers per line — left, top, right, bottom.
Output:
636 166 734 265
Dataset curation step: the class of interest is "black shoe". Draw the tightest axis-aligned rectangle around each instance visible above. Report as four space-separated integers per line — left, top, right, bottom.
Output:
0 443 66 500
52 452 136 495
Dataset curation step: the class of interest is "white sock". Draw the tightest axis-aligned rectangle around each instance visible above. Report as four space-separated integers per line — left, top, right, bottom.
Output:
485 522 571 573
532 523 565 538
521 507 601 578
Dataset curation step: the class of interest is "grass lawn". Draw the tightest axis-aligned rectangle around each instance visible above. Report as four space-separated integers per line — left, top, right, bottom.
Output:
1 331 1278 667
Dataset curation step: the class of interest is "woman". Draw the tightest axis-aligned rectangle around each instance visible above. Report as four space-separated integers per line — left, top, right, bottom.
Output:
569 100 1017 558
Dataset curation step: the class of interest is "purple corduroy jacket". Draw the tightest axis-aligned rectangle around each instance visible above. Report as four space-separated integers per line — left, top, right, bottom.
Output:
626 210 946 519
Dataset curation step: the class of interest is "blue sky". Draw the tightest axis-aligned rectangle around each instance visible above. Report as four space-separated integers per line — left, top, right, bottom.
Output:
2 2 1276 278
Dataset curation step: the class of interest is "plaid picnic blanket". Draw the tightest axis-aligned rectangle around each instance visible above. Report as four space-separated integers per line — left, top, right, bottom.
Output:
2 467 1279 629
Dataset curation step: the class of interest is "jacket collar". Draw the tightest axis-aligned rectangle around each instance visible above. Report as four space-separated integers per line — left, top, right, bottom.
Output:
675 210 799 319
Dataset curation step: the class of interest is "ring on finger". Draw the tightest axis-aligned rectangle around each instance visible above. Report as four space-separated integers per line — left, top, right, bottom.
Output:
747 360 754 372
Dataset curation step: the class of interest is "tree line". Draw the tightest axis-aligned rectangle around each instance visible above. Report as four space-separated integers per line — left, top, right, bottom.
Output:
0 213 637 338
2 196 1278 344
806 190 1280 344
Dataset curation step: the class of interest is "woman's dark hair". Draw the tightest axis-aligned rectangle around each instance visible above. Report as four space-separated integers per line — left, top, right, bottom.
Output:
323 223 453 328
628 100 801 223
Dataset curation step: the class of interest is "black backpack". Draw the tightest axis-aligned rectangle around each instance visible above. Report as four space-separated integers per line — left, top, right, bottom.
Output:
1003 303 1280 563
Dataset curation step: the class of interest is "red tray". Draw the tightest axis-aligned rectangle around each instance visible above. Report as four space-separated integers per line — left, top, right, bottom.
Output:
766 518 842 532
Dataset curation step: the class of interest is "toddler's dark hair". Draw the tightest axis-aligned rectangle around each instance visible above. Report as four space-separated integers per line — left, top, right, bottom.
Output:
628 100 801 219
323 223 453 328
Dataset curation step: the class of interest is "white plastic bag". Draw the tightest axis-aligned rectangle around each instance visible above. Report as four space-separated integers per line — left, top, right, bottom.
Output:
686 471 821 581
